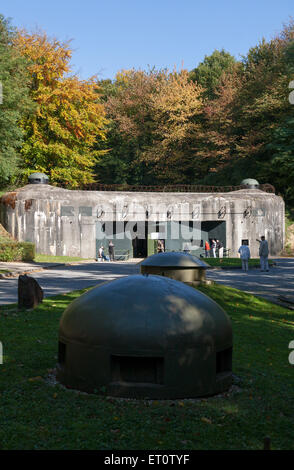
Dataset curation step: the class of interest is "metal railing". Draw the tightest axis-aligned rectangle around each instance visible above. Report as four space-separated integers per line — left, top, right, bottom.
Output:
163 247 231 258
72 183 275 194
114 250 130 261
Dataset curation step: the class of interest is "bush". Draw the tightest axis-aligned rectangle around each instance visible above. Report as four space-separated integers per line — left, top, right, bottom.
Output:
0 241 35 262
20 242 35 261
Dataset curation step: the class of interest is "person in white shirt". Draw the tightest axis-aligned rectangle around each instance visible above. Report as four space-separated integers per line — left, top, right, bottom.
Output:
98 246 107 262
238 241 250 272
211 239 217 258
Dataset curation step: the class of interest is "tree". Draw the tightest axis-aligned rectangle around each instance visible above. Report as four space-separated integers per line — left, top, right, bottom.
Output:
197 21 294 189
14 31 108 188
195 64 243 177
99 68 204 185
190 49 237 100
0 15 33 187
141 69 204 182
267 117 294 204
97 68 165 184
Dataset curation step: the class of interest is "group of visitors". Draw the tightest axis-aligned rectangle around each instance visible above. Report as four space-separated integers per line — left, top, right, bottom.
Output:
97 240 115 262
238 236 269 273
96 236 270 272
204 239 223 258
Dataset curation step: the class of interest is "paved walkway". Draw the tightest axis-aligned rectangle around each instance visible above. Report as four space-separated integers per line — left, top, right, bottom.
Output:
0 258 142 277
205 258 294 306
0 260 141 305
1 258 294 307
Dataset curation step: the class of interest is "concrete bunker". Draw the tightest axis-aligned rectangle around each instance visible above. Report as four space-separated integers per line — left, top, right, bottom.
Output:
0 179 285 259
57 274 233 399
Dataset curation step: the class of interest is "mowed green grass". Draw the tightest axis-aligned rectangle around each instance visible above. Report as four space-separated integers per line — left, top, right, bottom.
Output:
34 254 91 263
204 257 275 268
0 283 293 450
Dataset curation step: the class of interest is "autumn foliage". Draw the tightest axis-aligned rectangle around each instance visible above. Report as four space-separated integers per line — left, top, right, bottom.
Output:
14 31 108 187
0 15 293 203
102 68 203 183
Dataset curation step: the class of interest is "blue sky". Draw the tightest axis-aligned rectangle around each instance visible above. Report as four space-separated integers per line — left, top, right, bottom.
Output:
1 0 293 80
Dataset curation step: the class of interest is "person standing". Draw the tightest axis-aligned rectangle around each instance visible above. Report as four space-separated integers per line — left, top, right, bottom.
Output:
98 246 107 262
238 240 250 272
257 236 269 272
211 239 217 258
157 239 165 253
108 240 115 261
204 240 210 258
217 240 223 258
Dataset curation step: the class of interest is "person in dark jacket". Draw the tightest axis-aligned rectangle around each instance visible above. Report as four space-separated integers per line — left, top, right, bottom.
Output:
257 236 269 272
216 240 223 258
108 240 115 261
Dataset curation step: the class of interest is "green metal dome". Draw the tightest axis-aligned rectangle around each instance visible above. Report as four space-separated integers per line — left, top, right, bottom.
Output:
241 178 259 188
57 274 233 399
28 172 49 184
140 251 209 268
140 252 209 285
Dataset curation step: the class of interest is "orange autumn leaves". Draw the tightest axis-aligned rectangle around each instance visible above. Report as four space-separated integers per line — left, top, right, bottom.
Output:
14 31 108 187
105 68 204 183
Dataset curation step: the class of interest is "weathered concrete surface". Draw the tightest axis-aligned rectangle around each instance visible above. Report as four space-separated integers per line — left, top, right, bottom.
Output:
0 184 285 259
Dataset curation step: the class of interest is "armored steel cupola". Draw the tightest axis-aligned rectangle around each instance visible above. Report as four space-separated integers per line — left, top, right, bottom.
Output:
241 178 259 189
140 252 210 286
28 173 49 185
57 274 233 399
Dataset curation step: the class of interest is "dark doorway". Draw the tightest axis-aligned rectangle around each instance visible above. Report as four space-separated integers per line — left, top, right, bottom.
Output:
131 222 148 257
132 236 147 258
201 221 226 249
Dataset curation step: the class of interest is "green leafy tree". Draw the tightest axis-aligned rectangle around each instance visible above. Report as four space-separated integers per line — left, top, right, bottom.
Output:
0 15 33 187
197 22 294 191
190 49 237 99
267 117 294 204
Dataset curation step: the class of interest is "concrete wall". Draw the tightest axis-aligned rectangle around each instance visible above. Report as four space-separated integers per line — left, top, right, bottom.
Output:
0 184 285 258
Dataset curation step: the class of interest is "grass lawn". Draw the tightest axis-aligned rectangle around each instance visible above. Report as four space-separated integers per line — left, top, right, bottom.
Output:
204 257 275 268
0 284 293 450
34 254 92 264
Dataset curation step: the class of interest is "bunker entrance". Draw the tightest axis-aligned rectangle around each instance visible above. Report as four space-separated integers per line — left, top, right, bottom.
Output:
132 236 147 258
96 221 151 259
201 221 226 251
